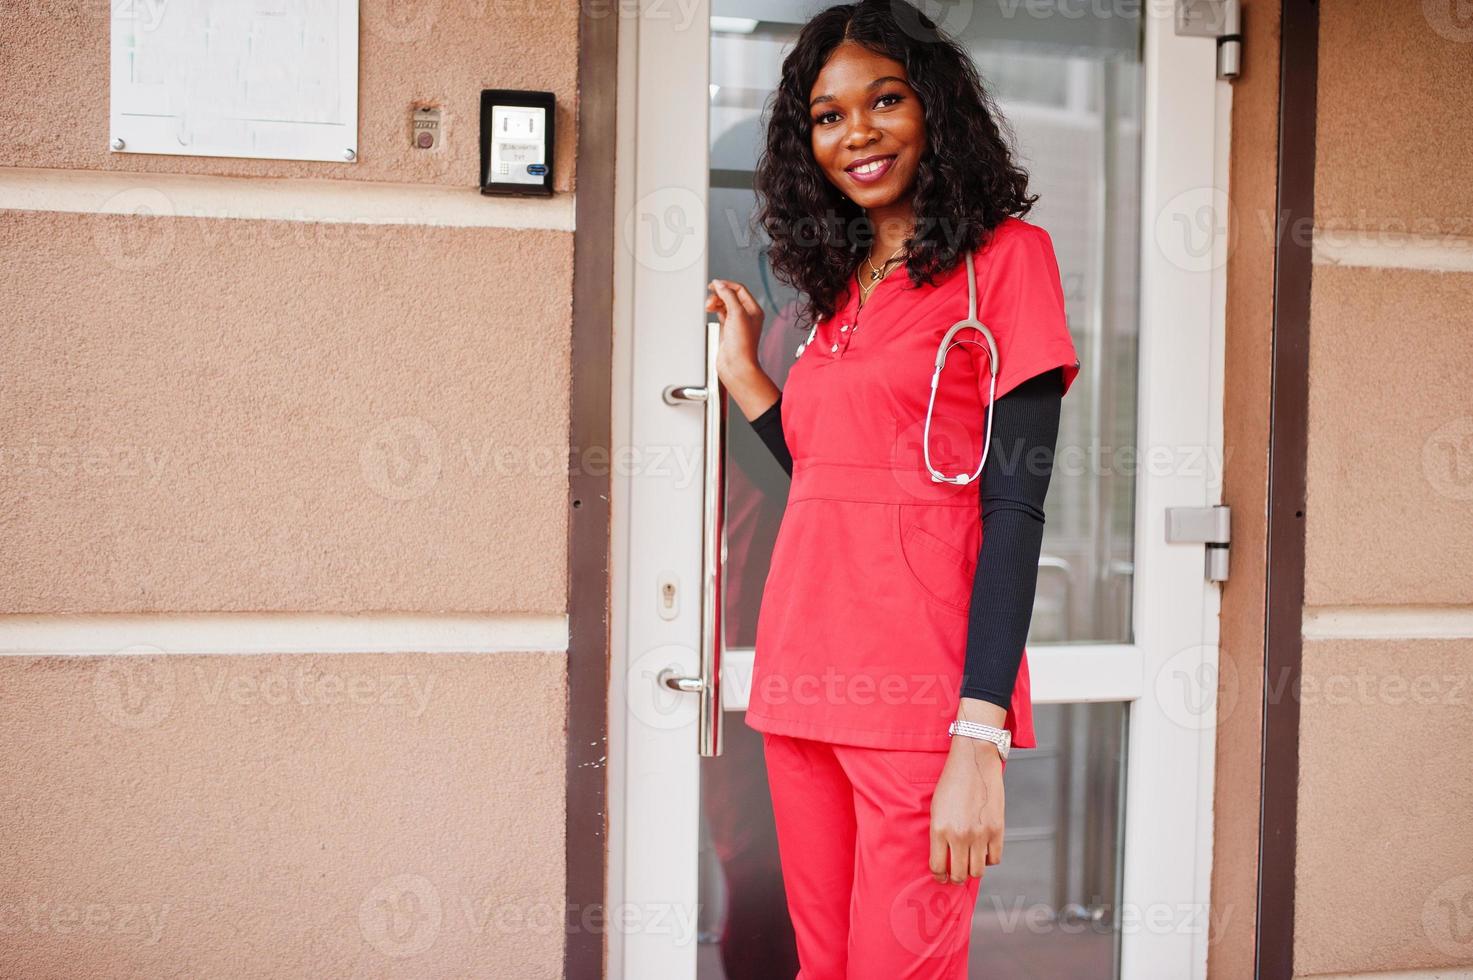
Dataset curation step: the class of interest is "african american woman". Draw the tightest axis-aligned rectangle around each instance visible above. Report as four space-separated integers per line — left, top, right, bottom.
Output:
705 2 1081 977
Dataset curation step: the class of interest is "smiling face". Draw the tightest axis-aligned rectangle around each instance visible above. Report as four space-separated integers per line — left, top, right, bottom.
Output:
807 41 926 213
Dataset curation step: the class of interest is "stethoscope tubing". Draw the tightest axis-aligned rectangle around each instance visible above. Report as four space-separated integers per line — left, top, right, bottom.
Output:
924 249 998 485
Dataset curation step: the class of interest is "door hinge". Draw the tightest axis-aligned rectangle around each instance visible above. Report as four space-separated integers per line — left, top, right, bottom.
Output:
1175 0 1242 80
1165 505 1231 583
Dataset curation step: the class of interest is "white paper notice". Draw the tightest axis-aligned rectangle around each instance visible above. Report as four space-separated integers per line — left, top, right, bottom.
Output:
110 0 359 162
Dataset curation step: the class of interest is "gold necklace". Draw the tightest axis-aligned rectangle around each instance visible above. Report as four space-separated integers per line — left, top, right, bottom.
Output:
858 253 904 306
863 242 908 283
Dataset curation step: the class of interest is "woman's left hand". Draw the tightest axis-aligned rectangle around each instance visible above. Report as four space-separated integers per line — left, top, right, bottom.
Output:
929 735 1006 885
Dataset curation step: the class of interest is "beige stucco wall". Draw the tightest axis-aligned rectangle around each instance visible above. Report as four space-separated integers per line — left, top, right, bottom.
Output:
1295 1 1473 975
0 210 571 614
1 5 578 977
1 652 566 975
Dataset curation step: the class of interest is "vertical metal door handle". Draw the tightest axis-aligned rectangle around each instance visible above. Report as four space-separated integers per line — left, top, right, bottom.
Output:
659 320 727 756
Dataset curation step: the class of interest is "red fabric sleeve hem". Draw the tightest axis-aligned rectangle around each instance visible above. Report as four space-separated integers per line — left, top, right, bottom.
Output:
967 219 1081 406
984 346 1082 405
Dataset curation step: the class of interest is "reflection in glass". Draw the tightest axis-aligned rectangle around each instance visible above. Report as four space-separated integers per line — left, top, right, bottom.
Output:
964 702 1127 977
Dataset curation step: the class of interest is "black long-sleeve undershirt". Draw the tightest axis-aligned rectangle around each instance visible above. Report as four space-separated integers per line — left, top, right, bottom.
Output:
747 366 1065 712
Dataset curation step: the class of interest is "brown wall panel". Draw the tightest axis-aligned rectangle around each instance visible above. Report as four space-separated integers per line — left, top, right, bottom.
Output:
0 209 571 613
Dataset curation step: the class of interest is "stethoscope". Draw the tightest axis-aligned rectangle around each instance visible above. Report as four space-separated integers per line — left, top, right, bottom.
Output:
795 248 998 486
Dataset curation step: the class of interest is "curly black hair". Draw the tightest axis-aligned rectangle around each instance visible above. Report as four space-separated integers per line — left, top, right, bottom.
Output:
753 0 1037 330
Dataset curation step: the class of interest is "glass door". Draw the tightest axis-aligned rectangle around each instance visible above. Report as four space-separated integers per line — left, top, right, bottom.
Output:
613 4 1227 979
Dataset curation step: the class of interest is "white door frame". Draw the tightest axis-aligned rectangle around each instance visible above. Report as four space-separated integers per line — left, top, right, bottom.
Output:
607 5 1231 977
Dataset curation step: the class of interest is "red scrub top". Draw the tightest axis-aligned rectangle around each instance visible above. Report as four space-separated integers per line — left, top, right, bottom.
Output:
744 217 1082 752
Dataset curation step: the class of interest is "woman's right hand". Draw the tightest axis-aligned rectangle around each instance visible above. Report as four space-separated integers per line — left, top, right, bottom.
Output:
706 278 780 421
705 278 766 386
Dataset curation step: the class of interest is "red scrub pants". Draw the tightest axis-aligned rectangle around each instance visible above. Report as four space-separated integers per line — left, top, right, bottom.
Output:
761 731 1005 980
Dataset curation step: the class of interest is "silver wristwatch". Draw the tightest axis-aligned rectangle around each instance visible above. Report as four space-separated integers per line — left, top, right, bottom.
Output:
947 720 1011 760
